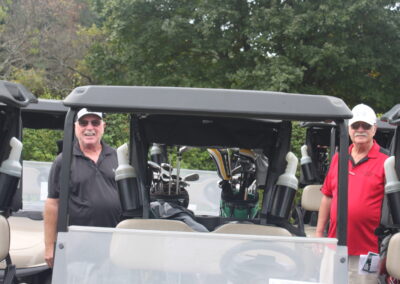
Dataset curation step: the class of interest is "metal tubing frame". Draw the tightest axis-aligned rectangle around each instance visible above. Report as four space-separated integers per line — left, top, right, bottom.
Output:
57 109 76 232
130 115 150 218
336 120 349 246
330 126 336 160
394 128 400 179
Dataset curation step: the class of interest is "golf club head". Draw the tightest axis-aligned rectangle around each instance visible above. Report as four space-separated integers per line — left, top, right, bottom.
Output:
161 173 174 181
207 148 231 181
179 181 189 188
160 175 172 184
147 161 161 172
183 173 199 182
231 165 242 176
160 163 173 172
239 158 255 173
170 174 181 180
239 149 257 162
178 146 189 155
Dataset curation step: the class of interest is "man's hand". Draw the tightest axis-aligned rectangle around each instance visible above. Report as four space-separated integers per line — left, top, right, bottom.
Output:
315 195 332 238
44 198 59 268
44 242 55 267
315 230 325 238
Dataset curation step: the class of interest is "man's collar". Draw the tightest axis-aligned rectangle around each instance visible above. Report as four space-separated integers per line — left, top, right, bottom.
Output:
73 140 112 156
349 140 379 159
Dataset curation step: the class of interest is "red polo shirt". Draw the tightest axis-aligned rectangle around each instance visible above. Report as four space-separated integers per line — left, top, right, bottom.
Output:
321 140 388 255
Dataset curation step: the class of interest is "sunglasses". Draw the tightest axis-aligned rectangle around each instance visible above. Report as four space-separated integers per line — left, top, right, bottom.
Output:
78 119 102 127
351 122 372 130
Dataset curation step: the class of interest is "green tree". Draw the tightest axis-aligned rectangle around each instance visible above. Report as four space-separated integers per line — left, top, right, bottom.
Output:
291 121 307 163
87 0 400 112
102 113 130 147
0 0 97 97
22 129 63 161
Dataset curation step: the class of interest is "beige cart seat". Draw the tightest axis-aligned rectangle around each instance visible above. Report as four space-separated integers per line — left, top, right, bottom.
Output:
213 223 291 236
386 232 400 279
111 219 196 271
301 184 323 237
0 215 10 262
0 216 45 269
117 219 195 232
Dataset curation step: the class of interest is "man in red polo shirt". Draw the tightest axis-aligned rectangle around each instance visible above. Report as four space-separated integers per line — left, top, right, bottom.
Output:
316 104 389 284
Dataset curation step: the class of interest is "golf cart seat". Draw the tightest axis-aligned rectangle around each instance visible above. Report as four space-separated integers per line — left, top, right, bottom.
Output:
301 184 323 237
0 216 45 269
117 219 195 232
213 223 291 236
386 232 400 279
0 215 10 262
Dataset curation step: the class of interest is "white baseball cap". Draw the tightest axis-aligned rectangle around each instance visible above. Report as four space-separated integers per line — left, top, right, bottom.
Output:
76 108 103 121
349 104 377 126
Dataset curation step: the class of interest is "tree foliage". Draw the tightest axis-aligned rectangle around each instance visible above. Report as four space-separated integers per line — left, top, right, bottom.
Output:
0 0 96 96
102 113 130 147
87 0 400 112
22 129 63 161
1 0 399 170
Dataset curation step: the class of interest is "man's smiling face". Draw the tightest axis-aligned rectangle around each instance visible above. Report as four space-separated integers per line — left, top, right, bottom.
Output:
349 121 376 146
75 114 105 149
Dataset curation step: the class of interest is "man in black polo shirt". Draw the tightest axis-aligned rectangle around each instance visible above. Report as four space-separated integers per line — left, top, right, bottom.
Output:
44 108 122 267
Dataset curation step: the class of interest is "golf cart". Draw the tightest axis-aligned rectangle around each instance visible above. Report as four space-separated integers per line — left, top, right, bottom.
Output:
298 120 396 237
53 86 352 283
300 119 395 185
1 95 67 284
378 104 400 283
0 80 37 283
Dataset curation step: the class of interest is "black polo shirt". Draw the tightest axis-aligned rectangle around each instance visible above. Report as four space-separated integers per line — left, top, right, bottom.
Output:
48 141 122 227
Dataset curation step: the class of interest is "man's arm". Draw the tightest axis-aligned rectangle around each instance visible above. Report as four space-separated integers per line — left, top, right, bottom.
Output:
315 195 332 237
44 198 59 268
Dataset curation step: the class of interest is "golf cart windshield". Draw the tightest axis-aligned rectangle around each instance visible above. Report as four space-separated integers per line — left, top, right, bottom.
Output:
54 86 353 283
15 99 67 213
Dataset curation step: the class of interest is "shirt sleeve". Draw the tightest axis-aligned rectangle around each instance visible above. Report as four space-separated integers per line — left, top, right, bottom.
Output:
47 154 62 199
320 153 338 198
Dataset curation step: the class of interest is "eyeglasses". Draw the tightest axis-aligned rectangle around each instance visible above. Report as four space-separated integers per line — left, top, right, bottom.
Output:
78 119 102 127
351 122 372 130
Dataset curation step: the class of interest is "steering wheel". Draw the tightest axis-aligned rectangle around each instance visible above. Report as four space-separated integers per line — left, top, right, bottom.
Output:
220 241 306 283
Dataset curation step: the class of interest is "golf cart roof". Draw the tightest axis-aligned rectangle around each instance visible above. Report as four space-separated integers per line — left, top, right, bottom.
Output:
377 120 397 131
63 86 352 121
382 104 400 125
300 120 396 131
0 80 37 108
300 121 336 128
21 99 67 130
